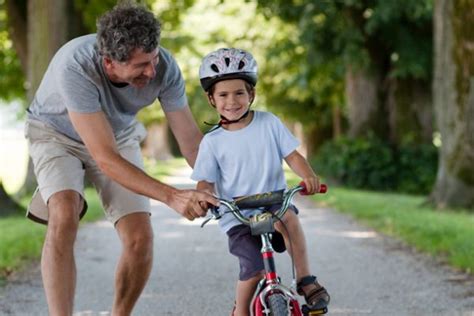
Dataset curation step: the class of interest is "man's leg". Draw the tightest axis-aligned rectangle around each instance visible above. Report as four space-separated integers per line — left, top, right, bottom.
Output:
42 190 83 316
112 212 153 316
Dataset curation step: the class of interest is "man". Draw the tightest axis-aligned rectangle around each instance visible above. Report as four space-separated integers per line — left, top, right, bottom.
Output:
24 3 217 315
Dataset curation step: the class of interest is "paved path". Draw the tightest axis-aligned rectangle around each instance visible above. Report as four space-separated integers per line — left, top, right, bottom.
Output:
1 168 473 315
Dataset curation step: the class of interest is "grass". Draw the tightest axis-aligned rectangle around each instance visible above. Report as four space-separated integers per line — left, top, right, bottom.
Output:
0 188 103 281
314 186 474 274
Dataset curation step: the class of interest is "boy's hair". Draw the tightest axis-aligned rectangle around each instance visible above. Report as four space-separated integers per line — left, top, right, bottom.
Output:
96 2 161 62
207 80 255 96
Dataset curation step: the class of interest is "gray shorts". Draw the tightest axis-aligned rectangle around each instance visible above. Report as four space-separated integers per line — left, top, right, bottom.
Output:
25 119 151 225
226 205 298 281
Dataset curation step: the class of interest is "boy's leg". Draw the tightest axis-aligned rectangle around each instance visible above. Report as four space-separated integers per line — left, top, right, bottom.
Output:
227 225 266 316
112 213 153 316
274 211 311 278
42 190 83 316
274 211 329 307
235 274 262 316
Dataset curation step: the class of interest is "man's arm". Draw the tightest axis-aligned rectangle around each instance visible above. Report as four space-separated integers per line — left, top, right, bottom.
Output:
165 106 203 167
68 110 217 220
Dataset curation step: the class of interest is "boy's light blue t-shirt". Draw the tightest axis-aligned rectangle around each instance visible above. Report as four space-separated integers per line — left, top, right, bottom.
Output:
191 111 300 233
27 34 187 142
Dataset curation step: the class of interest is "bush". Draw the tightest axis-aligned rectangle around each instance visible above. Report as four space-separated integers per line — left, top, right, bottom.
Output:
396 143 438 194
313 136 438 194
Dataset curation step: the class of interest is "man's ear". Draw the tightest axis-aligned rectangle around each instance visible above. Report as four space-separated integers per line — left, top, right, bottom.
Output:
103 56 114 70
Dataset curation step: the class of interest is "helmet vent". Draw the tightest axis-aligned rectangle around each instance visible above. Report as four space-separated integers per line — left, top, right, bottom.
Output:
238 61 245 70
225 57 230 66
211 64 219 73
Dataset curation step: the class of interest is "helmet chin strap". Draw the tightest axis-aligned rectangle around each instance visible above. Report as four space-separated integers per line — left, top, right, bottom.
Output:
204 99 254 132
219 109 250 125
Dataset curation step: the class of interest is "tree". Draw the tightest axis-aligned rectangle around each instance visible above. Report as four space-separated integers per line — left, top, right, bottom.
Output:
430 0 474 209
0 0 25 101
256 0 434 147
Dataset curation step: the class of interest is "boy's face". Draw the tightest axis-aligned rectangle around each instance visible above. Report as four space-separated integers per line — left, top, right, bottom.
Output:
208 79 254 120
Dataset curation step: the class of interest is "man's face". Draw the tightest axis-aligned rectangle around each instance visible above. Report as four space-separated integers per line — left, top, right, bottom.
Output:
105 48 159 88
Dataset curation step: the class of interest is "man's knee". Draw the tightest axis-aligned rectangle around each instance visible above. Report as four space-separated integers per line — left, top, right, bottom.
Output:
125 229 153 255
121 226 153 257
47 190 83 237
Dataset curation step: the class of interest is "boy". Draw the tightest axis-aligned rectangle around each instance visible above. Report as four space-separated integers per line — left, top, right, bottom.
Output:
192 48 330 315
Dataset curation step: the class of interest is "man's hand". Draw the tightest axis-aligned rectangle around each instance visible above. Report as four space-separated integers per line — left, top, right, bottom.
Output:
168 189 219 221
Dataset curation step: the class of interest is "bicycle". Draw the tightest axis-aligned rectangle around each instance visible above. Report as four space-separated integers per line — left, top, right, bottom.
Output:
201 182 328 316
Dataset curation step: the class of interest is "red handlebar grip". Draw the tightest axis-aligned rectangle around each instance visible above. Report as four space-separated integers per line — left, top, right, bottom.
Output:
319 184 327 193
299 182 328 195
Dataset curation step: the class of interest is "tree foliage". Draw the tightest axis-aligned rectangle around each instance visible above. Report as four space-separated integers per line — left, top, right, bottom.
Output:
0 0 25 102
255 0 433 144
256 0 433 79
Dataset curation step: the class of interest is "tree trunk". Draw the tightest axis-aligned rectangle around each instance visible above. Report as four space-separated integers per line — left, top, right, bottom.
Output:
345 66 387 139
142 122 174 161
9 0 87 196
27 0 72 101
5 0 27 72
430 0 474 209
304 124 333 158
387 77 433 144
332 105 342 139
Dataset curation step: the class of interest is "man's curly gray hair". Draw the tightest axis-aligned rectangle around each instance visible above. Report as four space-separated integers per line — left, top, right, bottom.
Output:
96 2 161 62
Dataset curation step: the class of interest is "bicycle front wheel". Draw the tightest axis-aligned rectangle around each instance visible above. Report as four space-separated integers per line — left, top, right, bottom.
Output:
267 293 289 316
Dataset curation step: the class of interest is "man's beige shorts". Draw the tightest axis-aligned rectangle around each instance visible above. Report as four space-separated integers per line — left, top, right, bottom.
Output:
25 119 151 225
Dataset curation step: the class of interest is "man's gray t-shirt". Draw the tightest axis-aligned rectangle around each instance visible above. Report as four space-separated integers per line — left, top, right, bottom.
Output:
27 34 187 142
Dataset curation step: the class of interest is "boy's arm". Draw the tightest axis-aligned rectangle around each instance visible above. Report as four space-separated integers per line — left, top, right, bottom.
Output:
284 150 320 194
196 181 216 209
197 181 215 194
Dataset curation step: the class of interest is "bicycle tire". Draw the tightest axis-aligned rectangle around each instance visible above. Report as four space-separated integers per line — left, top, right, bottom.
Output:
267 293 289 316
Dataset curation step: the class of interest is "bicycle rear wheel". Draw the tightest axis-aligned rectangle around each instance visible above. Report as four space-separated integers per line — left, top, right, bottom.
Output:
267 293 289 316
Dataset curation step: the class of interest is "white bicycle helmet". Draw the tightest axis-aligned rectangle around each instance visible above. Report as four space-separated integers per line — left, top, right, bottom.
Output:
199 48 258 91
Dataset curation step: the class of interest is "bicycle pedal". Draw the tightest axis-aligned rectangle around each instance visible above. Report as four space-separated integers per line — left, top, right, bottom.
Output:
302 304 328 315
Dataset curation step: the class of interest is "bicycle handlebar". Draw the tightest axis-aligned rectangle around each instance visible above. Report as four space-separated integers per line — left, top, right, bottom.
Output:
203 182 327 227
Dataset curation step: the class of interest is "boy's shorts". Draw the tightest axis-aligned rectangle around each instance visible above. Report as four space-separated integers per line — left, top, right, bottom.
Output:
226 204 298 281
24 119 151 225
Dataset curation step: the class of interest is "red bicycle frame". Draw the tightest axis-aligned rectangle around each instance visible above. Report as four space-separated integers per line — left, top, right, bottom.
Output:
203 183 327 316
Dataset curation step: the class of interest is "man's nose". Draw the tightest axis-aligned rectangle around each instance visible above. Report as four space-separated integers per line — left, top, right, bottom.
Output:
143 62 156 78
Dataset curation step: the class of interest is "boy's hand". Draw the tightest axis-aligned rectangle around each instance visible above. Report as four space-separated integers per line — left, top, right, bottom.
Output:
301 176 320 195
